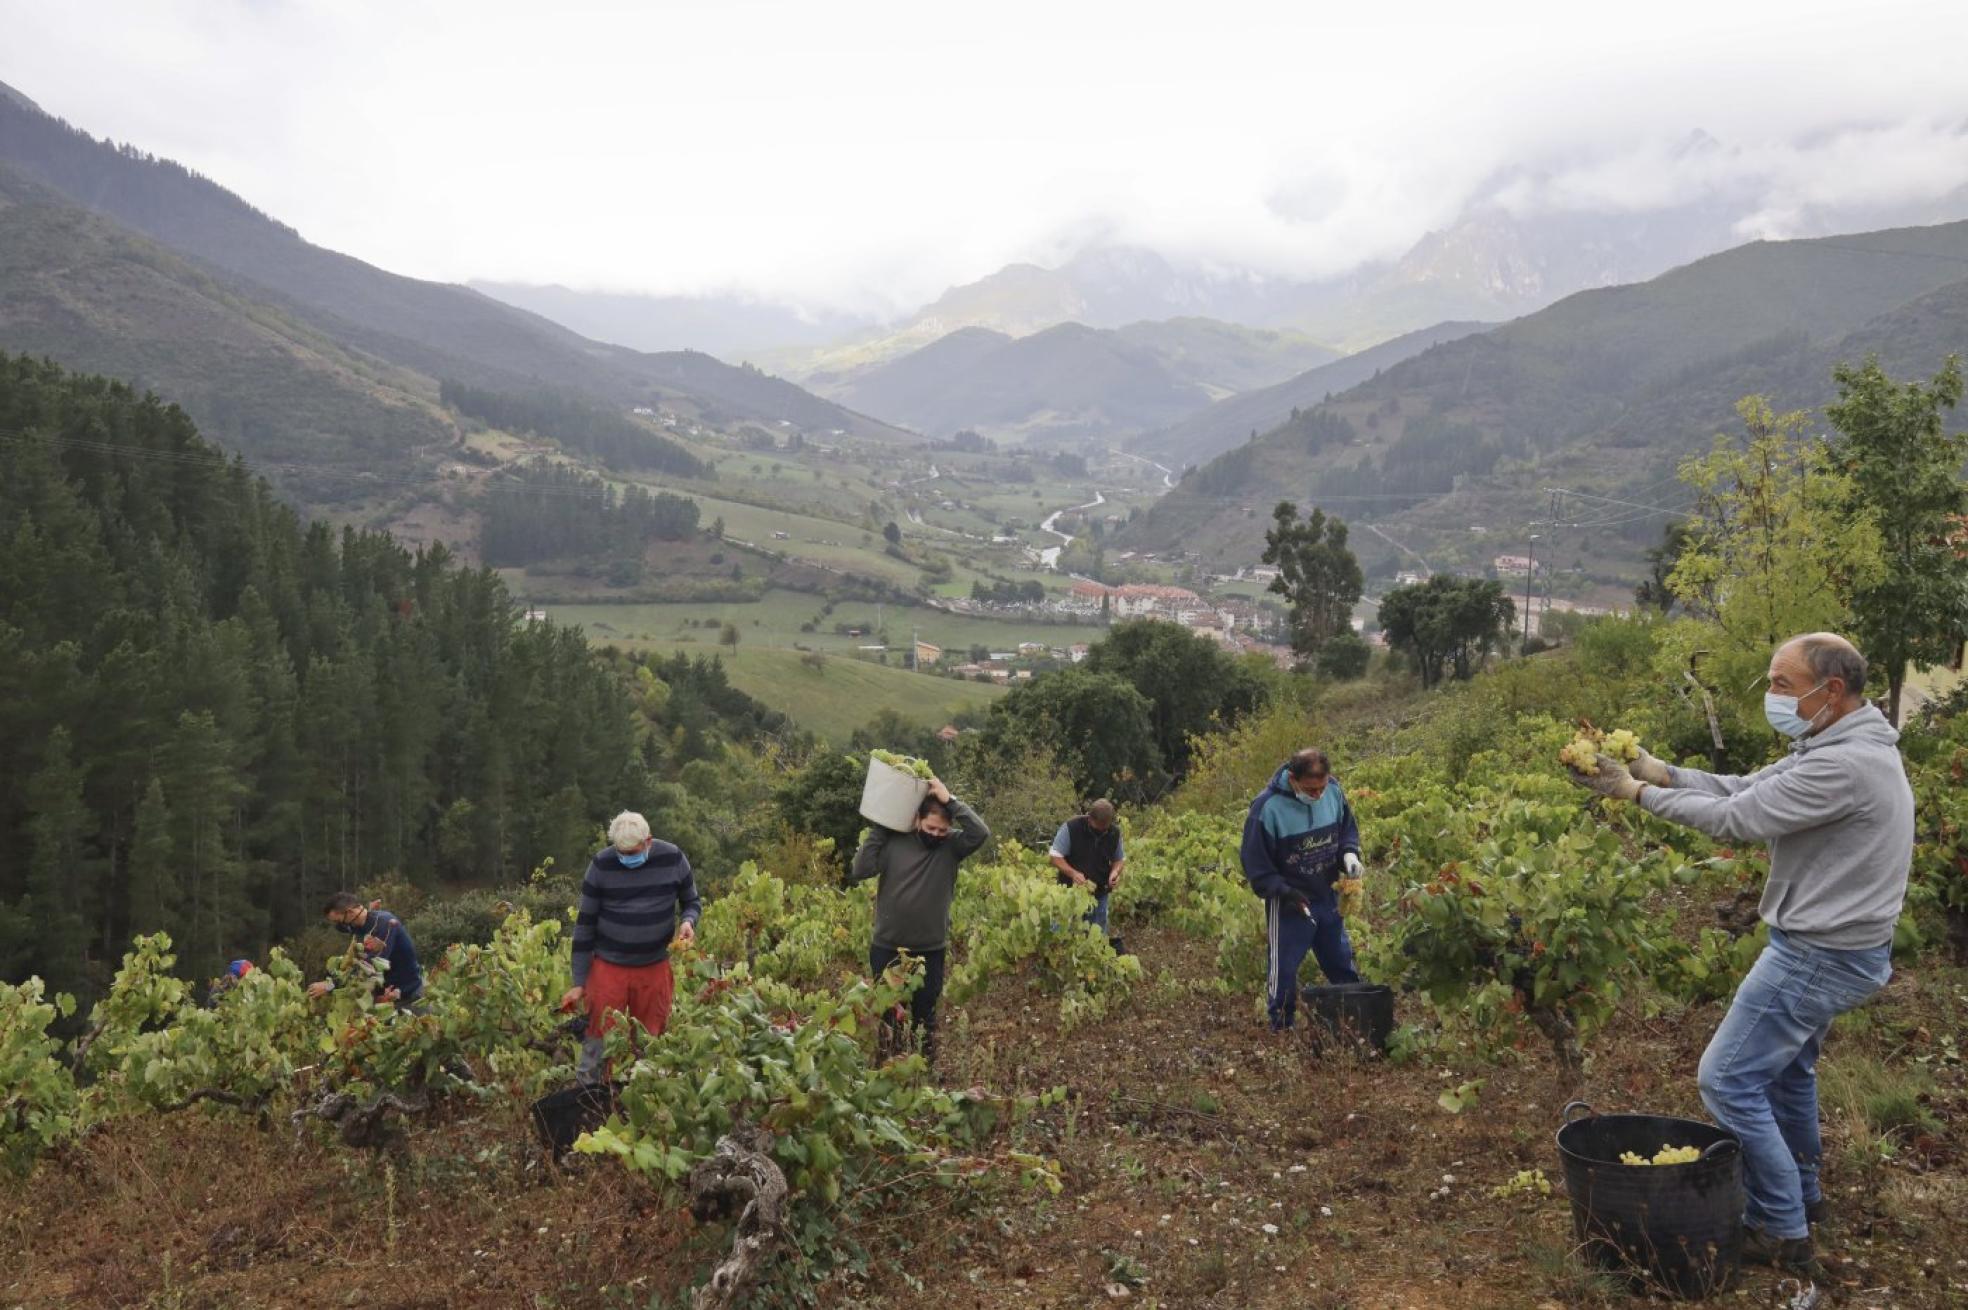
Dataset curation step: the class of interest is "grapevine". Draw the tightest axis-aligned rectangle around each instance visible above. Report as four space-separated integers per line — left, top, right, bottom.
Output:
582 960 1060 1207
7 672 1962 1285
0 978 77 1175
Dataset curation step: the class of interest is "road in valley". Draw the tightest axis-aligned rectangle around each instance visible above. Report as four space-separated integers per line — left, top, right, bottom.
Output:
1039 491 1108 569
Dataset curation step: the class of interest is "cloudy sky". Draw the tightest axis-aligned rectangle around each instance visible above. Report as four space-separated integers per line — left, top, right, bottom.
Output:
6 0 1968 315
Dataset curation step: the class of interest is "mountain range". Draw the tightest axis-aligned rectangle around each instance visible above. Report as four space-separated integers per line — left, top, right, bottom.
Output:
1129 320 1494 467
0 79 912 506
483 133 1968 393
1117 219 1968 579
10 70 1968 584
821 318 1338 444
466 150 1966 462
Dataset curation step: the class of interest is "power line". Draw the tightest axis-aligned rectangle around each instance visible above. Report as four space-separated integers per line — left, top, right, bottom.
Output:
1548 491 1697 530
1543 486 1696 522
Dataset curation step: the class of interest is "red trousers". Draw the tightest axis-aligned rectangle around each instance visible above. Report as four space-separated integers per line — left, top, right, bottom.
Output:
586 957 675 1041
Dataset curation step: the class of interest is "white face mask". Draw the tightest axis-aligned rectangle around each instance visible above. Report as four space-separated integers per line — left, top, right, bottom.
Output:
1764 679 1829 739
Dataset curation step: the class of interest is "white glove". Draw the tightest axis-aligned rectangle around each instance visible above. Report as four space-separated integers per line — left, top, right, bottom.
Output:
1630 748 1672 787
1568 754 1645 802
1342 852 1364 878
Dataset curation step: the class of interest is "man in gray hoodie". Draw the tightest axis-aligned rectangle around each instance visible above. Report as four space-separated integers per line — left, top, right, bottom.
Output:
847 777 990 1066
1572 632 1914 1276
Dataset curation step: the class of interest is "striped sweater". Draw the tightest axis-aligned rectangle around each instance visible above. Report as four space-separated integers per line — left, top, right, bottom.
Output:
571 841 702 987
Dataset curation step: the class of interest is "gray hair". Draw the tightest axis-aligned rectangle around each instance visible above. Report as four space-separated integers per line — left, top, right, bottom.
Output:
608 810 652 851
1789 633 1868 697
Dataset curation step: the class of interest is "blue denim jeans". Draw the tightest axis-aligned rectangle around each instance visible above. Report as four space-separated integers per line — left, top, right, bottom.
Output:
1697 927 1891 1239
1085 891 1110 932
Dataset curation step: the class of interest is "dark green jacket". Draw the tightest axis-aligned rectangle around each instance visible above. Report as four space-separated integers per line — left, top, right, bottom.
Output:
847 798 990 951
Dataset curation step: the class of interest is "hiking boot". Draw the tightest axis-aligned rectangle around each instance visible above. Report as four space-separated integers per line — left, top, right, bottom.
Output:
1742 1227 1823 1279
1804 1195 1826 1225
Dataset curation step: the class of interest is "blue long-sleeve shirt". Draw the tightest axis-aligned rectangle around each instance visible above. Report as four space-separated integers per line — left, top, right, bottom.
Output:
571 841 702 987
1239 765 1361 906
335 907 424 1002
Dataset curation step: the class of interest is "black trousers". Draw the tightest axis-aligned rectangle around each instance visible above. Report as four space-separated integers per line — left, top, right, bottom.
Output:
869 944 947 1063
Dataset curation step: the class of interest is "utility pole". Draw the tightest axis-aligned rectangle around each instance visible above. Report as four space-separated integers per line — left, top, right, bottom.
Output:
1522 532 1540 651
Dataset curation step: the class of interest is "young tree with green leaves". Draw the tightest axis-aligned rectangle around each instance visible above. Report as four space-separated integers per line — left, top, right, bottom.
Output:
1261 501 1364 660
1665 396 1882 702
1824 355 1968 722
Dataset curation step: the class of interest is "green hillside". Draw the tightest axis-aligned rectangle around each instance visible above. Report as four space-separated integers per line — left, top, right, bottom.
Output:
606 640 1003 741
1110 317 1340 393
1133 319 1493 466
547 589 1109 656
1121 221 1968 579
0 166 450 499
835 321 1213 442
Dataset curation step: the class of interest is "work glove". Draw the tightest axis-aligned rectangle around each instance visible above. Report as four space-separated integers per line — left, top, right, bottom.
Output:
1629 748 1672 787
1566 753 1644 802
1336 852 1365 918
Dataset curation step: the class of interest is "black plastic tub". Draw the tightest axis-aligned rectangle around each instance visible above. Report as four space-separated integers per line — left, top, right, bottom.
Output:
1555 1101 1743 1299
1300 982 1393 1053
530 1082 617 1159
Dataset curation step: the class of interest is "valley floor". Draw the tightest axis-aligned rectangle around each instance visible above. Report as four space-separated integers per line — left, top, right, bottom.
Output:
6 924 1963 1309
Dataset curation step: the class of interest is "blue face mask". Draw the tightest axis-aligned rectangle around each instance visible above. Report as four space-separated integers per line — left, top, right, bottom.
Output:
618 846 651 868
1764 680 1829 739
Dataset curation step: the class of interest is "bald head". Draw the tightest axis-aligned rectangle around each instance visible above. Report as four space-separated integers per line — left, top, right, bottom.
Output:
1769 632 1868 734
1776 633 1867 695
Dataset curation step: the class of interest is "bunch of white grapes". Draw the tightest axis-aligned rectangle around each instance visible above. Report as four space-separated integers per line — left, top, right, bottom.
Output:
870 748 935 780
1619 1144 1702 1166
1558 726 1642 775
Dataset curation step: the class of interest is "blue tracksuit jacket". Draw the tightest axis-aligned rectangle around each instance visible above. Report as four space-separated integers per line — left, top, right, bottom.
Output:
1239 765 1361 908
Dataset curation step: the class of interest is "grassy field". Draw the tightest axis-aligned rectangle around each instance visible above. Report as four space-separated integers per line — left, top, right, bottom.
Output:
460 420 1181 608
611 639 1003 741
548 589 1108 658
